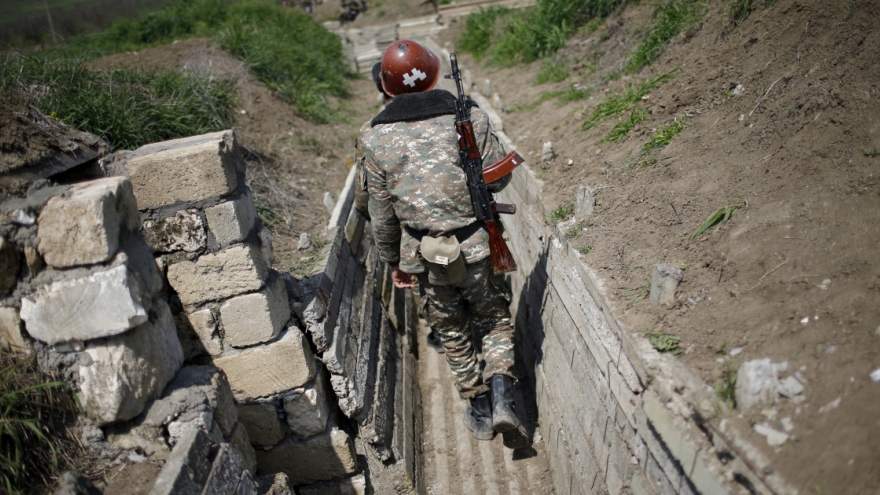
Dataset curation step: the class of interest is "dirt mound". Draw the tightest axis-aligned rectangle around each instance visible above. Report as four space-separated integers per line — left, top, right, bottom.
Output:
439 0 880 491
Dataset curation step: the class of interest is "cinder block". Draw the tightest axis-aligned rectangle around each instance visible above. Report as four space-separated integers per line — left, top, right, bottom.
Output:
21 263 150 344
124 130 239 210
220 273 290 348
174 308 223 360
206 191 257 247
228 422 257 474
167 245 268 306
237 403 285 447
283 374 330 438
213 329 315 401
37 177 139 268
150 428 213 495
0 235 20 295
78 300 184 426
255 428 357 485
142 209 207 253
0 307 28 352
298 474 367 495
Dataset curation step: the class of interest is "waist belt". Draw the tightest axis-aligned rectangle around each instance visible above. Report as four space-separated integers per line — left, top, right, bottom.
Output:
403 222 484 245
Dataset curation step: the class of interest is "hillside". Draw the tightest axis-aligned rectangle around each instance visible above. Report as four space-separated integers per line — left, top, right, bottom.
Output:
436 0 880 492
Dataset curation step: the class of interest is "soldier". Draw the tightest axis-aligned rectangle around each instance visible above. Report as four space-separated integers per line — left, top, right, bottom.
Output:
359 40 527 449
354 62 445 354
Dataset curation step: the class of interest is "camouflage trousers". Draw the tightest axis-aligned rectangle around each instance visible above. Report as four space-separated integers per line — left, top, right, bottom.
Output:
415 258 515 399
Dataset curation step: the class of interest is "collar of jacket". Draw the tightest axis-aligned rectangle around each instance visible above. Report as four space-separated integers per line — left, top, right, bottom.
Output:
371 89 478 126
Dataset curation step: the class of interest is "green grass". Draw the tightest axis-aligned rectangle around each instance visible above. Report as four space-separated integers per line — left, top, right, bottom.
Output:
684 202 746 248
728 0 774 26
582 71 676 131
715 360 737 410
624 0 705 74
549 203 575 223
0 51 236 150
0 350 78 494
578 244 593 255
641 118 685 154
77 0 352 122
604 108 647 142
618 283 650 309
535 60 569 85
647 331 682 354
458 0 625 66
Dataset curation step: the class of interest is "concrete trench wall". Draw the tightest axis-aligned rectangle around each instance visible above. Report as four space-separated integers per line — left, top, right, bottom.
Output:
0 129 412 494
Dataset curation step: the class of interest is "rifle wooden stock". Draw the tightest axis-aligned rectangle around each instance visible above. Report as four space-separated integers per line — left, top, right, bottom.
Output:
484 219 517 273
483 150 524 184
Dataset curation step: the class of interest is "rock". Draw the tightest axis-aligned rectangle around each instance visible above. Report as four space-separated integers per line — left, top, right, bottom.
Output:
255 428 357 485
235 472 259 495
228 422 257 474
574 186 596 222
323 192 336 213
754 423 788 447
258 227 274 267
167 410 214 446
482 79 491 95
37 177 139 268
298 474 367 495
205 191 258 247
818 396 841 413
541 141 554 164
650 263 682 308
0 234 20 295
213 329 316 401
174 308 223 360
21 263 150 345
202 443 245 495
283 375 330 438
871 368 880 382
166 244 269 306
735 358 779 410
255 473 293 495
778 376 804 398
220 273 290 348
0 307 29 352
780 417 794 432
123 130 239 210
492 92 503 111
54 470 101 495
142 209 207 253
78 300 184 426
150 428 214 495
24 245 44 275
237 403 285 446
141 365 239 437
298 233 313 251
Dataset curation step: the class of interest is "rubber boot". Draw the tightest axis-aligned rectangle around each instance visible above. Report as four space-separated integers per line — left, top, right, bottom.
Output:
491 375 529 450
426 329 444 353
464 393 495 441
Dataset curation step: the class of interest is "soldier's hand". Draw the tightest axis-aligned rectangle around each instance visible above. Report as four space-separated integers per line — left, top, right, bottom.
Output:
391 265 415 289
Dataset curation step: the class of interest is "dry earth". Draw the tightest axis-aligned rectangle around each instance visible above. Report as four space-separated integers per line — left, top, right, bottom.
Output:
436 1 880 493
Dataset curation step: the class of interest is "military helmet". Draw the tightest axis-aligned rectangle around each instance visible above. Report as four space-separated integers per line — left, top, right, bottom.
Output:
379 40 440 97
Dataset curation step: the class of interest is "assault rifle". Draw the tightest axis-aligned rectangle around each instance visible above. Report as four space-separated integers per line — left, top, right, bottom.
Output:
445 52 521 273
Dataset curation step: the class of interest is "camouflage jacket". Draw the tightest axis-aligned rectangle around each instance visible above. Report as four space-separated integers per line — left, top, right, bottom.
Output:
360 89 511 273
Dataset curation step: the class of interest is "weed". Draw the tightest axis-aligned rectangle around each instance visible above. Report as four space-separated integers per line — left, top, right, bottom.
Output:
675 259 692 269
641 118 685 154
582 71 676 131
0 51 236 150
604 108 647 142
837 3 854 25
578 17 604 36
684 202 746 248
579 244 594 255
549 203 575 223
565 221 588 238
728 0 773 26
618 283 650 309
535 60 569 84
0 350 78 493
647 331 683 354
714 359 737 410
625 0 705 74
864 148 880 157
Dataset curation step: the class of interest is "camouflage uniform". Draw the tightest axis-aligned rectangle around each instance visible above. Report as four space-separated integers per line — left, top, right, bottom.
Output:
360 89 515 399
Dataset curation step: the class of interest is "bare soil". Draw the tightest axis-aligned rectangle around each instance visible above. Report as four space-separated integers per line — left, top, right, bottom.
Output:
437 1 880 492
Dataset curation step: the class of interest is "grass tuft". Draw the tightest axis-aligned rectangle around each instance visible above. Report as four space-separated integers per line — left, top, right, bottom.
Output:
549 203 575 223
625 0 705 74
647 331 683 354
535 60 569 85
582 71 676 131
715 360 738 410
618 283 650 309
684 202 746 248
642 118 685 154
604 108 647 142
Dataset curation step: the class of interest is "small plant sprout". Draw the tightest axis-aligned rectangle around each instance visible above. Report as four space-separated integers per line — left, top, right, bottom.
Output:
618 283 651 309
864 148 880 157
646 331 683 354
549 203 575 223
838 3 855 25
579 244 593 255
684 201 747 248
715 359 738 410
604 108 648 142
642 118 686 154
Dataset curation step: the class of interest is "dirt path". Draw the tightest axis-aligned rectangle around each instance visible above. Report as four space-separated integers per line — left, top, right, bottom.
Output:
415 319 555 495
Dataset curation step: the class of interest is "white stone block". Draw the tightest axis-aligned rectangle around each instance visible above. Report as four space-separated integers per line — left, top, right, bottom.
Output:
142 209 206 253
78 300 184 425
205 191 257 247
167 244 268 306
174 308 223 359
283 377 330 438
123 130 239 210
221 274 290 348
21 264 149 345
213 329 315 401
37 177 139 268
0 307 28 351
238 403 285 446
